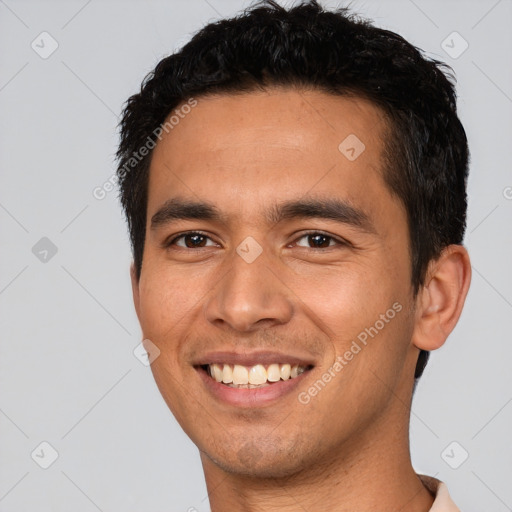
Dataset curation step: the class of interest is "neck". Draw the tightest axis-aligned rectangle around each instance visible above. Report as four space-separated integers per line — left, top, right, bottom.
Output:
201 399 434 512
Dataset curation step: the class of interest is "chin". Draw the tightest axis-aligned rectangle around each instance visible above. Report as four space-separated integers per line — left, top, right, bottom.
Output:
200 438 312 479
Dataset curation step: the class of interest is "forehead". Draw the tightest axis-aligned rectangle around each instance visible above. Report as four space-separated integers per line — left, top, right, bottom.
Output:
154 87 386 158
147 88 398 226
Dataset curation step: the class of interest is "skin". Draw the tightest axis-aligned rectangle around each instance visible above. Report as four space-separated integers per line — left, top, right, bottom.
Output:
131 88 471 511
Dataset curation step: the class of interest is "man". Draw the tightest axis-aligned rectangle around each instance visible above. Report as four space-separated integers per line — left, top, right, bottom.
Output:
116 1 471 510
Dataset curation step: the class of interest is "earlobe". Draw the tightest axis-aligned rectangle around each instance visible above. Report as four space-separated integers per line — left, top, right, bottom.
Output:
412 245 471 351
130 262 141 322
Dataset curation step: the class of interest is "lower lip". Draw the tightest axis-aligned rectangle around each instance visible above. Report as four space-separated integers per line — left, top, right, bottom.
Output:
196 366 312 407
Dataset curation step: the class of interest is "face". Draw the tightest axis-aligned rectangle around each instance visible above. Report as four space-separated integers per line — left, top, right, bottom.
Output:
132 88 421 478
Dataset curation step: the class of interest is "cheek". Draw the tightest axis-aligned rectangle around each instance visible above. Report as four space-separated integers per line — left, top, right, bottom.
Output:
297 264 391 326
137 268 190 338
296 260 411 368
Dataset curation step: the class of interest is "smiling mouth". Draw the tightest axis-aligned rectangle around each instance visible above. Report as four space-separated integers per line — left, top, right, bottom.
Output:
200 363 314 388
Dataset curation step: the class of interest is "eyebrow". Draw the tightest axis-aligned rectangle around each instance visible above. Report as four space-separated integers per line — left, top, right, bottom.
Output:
150 197 376 234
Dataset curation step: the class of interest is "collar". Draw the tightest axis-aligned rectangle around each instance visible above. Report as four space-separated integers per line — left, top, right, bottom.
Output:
418 474 461 511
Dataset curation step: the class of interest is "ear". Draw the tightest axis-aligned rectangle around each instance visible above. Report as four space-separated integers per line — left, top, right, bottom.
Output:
130 262 141 322
412 245 471 351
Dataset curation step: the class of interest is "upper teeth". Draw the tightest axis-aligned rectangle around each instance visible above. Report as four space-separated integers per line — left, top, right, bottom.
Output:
208 363 306 385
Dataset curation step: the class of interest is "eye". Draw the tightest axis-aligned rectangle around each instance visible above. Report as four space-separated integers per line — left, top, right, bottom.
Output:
293 232 346 249
164 231 348 251
165 231 217 249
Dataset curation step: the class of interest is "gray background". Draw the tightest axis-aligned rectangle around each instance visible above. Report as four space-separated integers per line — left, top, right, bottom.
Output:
1 0 511 510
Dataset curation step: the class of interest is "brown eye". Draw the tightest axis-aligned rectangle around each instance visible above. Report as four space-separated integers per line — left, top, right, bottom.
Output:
295 232 340 249
309 234 332 248
167 232 216 249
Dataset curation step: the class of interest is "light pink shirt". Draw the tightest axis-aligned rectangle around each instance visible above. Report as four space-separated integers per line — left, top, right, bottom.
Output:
419 475 460 511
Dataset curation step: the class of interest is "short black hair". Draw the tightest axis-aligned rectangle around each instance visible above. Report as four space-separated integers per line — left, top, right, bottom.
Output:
116 0 469 379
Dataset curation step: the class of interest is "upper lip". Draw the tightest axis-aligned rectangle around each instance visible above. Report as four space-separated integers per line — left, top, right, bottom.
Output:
193 350 316 368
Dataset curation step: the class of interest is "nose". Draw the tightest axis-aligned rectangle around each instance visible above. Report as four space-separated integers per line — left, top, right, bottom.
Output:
204 246 294 333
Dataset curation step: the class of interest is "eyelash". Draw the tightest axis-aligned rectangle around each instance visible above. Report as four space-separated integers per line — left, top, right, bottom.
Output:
163 230 349 250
